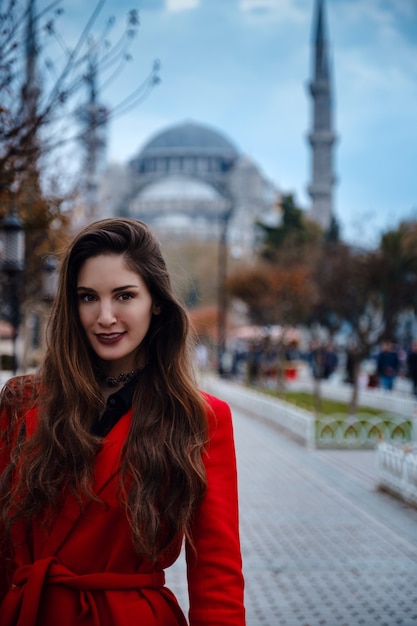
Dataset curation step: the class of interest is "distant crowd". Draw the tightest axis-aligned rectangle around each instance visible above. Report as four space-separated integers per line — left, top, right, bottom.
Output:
194 336 417 398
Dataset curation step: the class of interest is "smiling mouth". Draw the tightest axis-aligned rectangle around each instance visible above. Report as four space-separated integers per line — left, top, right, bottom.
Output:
95 332 126 344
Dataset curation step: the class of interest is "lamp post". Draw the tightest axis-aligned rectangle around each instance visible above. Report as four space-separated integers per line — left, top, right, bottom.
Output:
0 210 25 375
217 203 233 377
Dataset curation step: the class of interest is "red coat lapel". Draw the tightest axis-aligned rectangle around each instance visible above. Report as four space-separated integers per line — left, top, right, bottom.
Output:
94 406 132 495
23 407 133 560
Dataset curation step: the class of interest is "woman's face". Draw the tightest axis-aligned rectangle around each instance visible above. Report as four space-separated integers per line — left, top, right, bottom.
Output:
77 254 156 374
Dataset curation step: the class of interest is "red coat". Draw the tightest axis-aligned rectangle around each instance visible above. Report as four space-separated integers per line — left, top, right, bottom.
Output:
0 391 245 626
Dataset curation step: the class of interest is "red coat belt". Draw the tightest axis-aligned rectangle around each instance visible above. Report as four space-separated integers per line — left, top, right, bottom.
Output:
3 557 165 626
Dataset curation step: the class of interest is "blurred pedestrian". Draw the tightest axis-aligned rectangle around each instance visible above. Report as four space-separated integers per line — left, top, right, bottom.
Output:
310 342 338 380
376 340 399 391
406 339 417 398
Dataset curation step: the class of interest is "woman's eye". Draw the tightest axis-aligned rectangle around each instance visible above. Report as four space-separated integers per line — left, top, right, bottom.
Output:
79 293 96 303
118 292 134 301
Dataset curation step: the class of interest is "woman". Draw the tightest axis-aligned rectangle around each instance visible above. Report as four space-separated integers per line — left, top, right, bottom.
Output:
0 218 245 626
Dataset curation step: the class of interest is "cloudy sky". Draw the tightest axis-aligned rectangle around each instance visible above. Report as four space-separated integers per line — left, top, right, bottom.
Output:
52 0 417 246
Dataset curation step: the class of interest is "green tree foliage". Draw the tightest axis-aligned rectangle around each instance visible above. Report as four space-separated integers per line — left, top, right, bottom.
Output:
227 193 321 327
258 193 322 263
324 214 340 243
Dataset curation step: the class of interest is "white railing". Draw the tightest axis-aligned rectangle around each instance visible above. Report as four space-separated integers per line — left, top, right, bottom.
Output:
203 375 414 448
315 413 413 448
377 442 417 506
202 374 417 504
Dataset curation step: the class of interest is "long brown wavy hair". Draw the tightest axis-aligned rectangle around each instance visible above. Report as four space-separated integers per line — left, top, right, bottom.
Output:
0 218 208 561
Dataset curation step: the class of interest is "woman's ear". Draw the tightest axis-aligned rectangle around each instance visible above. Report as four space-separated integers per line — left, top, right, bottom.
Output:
152 304 161 315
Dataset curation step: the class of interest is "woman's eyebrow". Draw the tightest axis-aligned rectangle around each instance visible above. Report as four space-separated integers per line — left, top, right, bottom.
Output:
111 284 140 293
76 284 140 292
76 286 95 292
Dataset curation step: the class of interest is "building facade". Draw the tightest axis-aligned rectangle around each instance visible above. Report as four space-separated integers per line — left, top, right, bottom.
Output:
100 121 279 259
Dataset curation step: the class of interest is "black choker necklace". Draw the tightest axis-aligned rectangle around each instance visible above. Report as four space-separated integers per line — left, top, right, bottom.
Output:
96 368 139 388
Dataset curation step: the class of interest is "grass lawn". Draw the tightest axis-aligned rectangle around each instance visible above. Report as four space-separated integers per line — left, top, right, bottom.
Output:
260 389 384 417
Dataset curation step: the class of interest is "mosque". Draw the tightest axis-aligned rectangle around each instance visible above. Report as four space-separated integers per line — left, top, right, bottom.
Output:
99 120 279 260
97 0 337 256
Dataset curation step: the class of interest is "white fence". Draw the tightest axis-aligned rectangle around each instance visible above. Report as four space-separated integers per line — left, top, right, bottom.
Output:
203 375 315 446
203 375 415 448
314 413 413 448
202 374 417 506
377 442 417 506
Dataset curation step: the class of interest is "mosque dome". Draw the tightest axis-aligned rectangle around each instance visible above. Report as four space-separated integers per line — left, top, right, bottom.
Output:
129 121 239 178
138 121 239 158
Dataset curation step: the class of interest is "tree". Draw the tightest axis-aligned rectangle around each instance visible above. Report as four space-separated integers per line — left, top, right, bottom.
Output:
311 222 417 413
369 223 417 340
1 1 160 278
1 1 159 201
258 193 322 263
231 193 320 326
227 262 318 387
0 0 159 367
1 1 159 249
226 192 322 386
324 213 341 243
226 265 277 326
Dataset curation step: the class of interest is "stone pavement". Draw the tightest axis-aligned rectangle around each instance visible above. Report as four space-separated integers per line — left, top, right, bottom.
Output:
166 380 417 626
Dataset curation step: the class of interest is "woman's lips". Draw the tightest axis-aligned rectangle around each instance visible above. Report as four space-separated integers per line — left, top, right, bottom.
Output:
95 332 126 345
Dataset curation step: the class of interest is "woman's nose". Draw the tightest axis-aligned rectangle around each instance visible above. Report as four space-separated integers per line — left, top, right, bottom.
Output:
97 302 117 326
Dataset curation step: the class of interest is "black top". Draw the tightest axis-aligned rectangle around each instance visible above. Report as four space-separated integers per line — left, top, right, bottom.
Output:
91 380 136 438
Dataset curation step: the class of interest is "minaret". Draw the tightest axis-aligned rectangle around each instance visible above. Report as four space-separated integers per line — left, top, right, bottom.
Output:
307 0 337 231
77 47 108 222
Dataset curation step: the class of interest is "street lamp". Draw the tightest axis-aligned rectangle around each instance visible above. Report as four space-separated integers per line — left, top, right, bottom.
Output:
217 202 233 377
0 209 25 375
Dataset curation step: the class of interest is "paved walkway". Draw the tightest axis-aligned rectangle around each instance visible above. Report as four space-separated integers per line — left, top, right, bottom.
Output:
166 379 417 625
